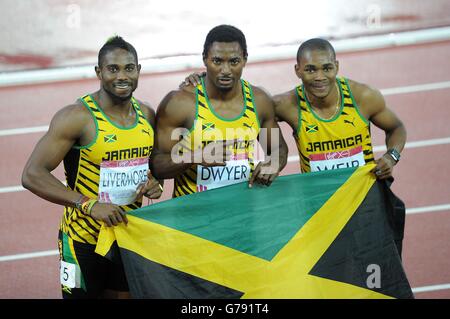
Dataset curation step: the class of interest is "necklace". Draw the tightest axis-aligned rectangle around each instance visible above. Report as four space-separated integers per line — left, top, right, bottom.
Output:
306 82 341 120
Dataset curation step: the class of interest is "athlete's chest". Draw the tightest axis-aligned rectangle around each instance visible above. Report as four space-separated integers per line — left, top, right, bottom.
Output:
208 102 245 119
95 128 152 160
301 109 367 136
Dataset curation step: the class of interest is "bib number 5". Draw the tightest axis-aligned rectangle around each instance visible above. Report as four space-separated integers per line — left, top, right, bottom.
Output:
60 260 81 288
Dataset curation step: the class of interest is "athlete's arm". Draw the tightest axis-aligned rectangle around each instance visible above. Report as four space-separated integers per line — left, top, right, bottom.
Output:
150 90 199 179
249 87 288 187
273 90 299 132
354 82 407 179
22 104 88 205
22 103 128 227
179 71 206 88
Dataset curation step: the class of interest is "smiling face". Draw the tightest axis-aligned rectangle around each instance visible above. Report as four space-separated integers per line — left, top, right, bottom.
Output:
96 48 141 101
203 41 247 92
295 49 339 99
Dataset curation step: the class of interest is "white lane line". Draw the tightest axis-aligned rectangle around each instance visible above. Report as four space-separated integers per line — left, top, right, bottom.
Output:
1 80 450 137
1 195 449 263
286 136 450 163
398 136 450 150
8 186 450 215
412 283 450 294
381 81 450 96
371 136 450 153
0 185 25 193
1 136 449 194
0 250 449 295
1 26 450 87
0 125 49 137
0 250 58 262
1 182 66 194
406 204 450 215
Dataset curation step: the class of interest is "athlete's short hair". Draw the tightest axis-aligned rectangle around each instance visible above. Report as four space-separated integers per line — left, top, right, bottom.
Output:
297 38 336 62
202 25 248 59
98 35 138 66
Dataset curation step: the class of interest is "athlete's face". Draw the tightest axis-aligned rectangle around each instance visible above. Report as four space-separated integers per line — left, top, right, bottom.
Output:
295 49 339 99
96 48 141 101
203 42 247 91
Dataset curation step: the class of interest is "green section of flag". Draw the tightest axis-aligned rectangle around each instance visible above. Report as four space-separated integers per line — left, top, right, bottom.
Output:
98 166 412 298
128 167 356 260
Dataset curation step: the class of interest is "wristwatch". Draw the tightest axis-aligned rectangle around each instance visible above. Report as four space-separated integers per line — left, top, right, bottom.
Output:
74 194 88 210
386 148 401 164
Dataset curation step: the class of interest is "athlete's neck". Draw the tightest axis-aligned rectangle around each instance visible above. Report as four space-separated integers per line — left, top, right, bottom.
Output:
305 82 339 110
97 90 134 116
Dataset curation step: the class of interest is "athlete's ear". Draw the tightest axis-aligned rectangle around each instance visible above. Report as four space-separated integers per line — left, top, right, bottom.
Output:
95 66 102 80
294 63 301 79
335 60 339 74
137 64 142 73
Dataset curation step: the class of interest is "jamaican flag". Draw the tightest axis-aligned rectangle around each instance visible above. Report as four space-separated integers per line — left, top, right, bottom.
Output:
95 164 413 299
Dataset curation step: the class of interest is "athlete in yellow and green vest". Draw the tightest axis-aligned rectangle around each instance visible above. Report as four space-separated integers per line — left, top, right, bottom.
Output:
274 38 406 179
151 25 288 196
22 36 161 299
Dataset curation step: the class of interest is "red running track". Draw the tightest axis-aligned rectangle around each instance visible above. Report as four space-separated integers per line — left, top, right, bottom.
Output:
0 41 449 298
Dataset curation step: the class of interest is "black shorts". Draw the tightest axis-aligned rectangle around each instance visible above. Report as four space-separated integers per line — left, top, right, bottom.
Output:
58 231 128 299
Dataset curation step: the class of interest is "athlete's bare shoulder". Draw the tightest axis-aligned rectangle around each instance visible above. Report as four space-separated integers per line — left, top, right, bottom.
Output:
156 87 197 128
160 86 196 109
272 89 298 127
347 79 382 101
347 78 385 118
56 99 91 124
273 89 297 109
47 99 93 141
248 85 276 121
250 84 270 97
249 85 275 107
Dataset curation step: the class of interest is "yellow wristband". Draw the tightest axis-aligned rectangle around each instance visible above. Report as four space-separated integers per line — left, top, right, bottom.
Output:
80 199 98 216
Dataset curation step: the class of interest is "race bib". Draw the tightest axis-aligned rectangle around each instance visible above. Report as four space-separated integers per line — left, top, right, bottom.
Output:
197 159 250 192
310 146 365 172
98 157 148 205
60 260 81 288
